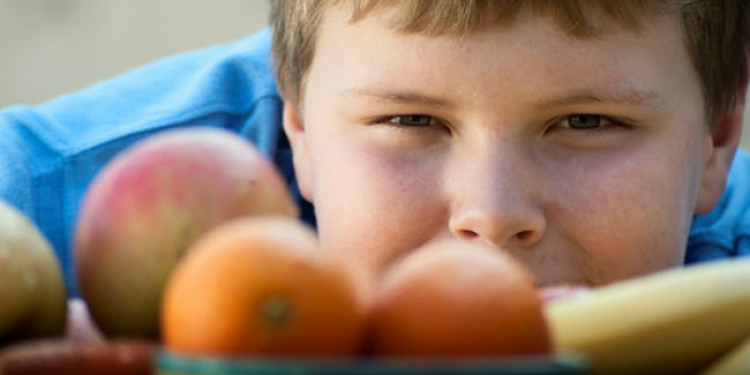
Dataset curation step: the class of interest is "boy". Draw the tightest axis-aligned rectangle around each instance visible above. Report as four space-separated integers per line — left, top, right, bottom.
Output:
270 0 750 298
1 1 749 308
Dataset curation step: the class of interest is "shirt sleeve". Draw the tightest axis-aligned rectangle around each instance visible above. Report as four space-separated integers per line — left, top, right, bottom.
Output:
687 148 750 263
0 29 289 295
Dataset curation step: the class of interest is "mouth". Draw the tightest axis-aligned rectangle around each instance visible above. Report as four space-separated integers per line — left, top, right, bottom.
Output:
537 284 591 304
534 277 593 288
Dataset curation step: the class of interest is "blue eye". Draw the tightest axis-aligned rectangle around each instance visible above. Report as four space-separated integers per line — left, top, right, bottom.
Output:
565 114 610 129
389 115 433 127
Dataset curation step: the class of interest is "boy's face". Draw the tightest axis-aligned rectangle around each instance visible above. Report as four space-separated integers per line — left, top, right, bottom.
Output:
284 6 736 297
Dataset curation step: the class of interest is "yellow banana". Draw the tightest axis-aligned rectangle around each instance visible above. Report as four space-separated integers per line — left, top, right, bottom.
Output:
699 334 750 375
544 258 750 375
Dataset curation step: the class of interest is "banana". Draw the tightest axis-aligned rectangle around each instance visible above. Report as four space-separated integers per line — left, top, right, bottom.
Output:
544 258 750 375
699 334 750 375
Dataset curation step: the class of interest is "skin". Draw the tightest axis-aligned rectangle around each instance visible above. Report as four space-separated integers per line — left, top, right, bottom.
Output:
285 6 744 301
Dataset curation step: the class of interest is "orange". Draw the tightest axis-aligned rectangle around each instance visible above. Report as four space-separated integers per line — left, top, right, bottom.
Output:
161 216 363 357
366 240 551 357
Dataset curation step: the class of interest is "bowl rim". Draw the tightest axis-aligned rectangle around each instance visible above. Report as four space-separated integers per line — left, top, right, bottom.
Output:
156 350 588 375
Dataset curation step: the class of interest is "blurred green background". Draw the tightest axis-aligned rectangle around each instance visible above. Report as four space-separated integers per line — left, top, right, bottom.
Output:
1 0 748 150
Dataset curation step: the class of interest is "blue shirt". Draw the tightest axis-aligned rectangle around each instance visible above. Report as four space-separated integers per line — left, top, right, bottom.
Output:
0 29 747 295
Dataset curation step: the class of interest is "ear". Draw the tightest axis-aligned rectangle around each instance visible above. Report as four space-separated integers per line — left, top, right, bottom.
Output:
282 102 315 202
694 104 744 214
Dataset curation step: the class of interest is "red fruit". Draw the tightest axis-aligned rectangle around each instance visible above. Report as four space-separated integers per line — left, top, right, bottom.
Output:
75 127 298 338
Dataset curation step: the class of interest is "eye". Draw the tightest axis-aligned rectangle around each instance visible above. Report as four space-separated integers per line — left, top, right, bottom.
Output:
561 114 611 130
388 115 435 127
547 113 636 147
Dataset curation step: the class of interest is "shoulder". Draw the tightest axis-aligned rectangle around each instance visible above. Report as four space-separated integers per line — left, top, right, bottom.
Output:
34 28 281 154
0 29 288 286
687 149 750 263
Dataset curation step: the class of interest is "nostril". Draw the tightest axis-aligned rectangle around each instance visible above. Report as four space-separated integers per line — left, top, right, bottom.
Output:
456 229 479 240
514 230 536 244
450 211 546 248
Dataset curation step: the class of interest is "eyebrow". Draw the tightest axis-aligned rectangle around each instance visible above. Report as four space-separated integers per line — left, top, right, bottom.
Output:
344 86 660 111
536 87 661 109
344 87 456 109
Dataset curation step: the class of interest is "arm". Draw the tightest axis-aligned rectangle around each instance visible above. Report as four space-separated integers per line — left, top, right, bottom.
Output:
0 29 284 296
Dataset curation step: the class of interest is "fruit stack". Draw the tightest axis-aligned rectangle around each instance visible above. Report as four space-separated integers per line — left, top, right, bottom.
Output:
0 127 749 375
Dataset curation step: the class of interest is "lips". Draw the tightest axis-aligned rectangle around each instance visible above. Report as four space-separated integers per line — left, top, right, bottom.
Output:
538 285 590 304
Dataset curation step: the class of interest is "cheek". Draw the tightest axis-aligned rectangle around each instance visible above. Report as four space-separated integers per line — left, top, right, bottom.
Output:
554 146 700 282
310 139 447 294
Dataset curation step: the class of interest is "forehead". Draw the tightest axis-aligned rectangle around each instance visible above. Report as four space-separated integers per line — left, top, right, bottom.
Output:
307 2 701 123
314 1 690 92
315 2 687 79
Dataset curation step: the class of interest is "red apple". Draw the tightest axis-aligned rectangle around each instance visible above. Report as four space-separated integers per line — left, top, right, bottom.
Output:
74 127 298 338
0 200 67 345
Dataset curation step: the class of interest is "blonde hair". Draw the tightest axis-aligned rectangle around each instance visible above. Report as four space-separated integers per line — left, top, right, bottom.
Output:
271 0 749 124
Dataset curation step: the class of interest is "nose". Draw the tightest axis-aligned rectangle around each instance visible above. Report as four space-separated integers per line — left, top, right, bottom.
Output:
447 143 547 249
